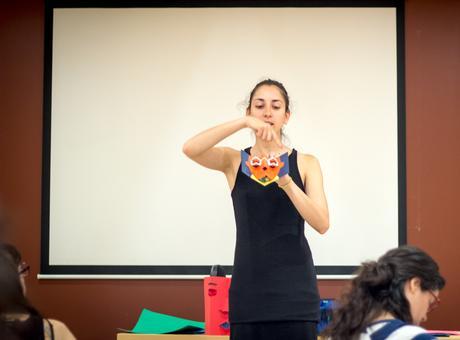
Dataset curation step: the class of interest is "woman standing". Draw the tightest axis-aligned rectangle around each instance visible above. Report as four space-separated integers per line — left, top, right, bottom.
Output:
183 79 329 340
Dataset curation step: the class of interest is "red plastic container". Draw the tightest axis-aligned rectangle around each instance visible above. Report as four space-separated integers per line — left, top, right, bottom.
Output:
204 276 231 335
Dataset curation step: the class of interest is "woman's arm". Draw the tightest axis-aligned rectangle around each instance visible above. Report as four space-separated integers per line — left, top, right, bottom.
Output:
182 116 279 173
278 154 329 234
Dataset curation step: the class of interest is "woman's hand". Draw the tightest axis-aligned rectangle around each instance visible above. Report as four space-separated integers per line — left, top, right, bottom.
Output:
245 116 282 147
277 174 292 188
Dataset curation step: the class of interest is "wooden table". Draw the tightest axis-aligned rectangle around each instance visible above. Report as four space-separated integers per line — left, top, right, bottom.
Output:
117 335 229 340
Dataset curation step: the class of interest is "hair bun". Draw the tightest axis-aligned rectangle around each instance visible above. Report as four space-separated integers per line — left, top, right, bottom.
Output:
358 261 394 295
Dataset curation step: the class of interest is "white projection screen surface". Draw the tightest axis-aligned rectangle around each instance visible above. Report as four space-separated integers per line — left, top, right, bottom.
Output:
41 3 405 278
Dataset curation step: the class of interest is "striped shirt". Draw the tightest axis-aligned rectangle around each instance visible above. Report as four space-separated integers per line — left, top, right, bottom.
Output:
360 319 436 340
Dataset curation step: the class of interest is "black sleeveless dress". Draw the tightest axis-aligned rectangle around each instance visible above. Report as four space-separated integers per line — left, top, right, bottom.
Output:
229 148 320 324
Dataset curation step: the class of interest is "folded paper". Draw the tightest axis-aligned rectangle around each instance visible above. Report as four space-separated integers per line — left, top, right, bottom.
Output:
125 308 204 334
241 150 289 186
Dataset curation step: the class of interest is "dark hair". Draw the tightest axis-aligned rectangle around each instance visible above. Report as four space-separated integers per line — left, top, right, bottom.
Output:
246 79 290 113
0 254 34 339
0 243 22 267
322 246 445 340
0 254 39 317
0 244 40 319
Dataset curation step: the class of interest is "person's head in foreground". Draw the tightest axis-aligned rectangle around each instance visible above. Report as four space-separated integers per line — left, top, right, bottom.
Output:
0 244 34 313
0 243 76 340
0 248 40 339
322 245 445 340
0 243 29 295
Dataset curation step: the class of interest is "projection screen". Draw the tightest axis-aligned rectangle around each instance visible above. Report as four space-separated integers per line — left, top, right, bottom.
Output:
40 1 405 278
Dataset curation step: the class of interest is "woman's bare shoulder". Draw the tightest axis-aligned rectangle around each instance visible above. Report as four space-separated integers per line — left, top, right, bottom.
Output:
44 319 77 340
296 151 324 185
297 151 321 168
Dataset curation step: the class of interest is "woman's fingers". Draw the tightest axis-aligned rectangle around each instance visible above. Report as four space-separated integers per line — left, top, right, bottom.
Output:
250 119 282 145
262 126 269 140
272 129 282 147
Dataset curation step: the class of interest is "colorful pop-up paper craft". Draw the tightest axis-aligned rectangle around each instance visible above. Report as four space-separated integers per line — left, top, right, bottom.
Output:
241 150 289 186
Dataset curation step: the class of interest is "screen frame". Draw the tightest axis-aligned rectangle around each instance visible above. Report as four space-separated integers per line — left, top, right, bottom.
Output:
41 0 406 277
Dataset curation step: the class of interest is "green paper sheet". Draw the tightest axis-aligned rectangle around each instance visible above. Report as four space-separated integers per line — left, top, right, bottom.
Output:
130 308 205 334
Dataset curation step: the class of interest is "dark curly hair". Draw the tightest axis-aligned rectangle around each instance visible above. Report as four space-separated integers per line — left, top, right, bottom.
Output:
321 246 445 340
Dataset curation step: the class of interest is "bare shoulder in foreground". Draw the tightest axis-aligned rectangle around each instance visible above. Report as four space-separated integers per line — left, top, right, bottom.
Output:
44 319 77 340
